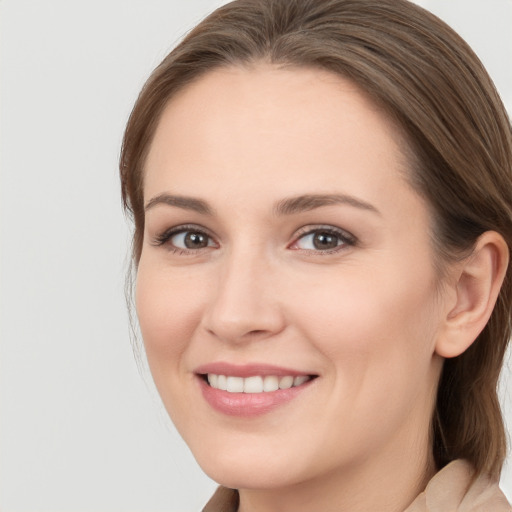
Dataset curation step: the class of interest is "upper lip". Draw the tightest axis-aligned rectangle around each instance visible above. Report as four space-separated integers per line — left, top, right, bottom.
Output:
194 362 315 378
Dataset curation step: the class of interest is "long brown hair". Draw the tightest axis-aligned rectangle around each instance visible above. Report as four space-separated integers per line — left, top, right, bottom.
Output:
120 0 512 478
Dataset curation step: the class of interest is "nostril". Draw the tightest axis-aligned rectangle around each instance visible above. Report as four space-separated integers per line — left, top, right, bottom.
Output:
247 330 267 337
202 299 286 343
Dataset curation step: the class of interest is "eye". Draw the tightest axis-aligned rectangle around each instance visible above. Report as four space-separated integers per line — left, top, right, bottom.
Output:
171 230 213 249
290 227 355 252
153 225 217 253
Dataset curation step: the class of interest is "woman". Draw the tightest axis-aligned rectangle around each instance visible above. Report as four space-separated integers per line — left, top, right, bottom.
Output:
120 0 512 510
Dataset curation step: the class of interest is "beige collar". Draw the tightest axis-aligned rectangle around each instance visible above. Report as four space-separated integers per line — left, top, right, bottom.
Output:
203 460 511 512
405 459 511 511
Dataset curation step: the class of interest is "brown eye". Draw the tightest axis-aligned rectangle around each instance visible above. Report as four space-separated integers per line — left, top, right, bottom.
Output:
292 227 355 253
295 231 343 251
311 232 340 250
183 232 209 248
169 230 215 250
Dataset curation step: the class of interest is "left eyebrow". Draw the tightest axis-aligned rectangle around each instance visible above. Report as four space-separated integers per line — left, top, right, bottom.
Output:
144 193 214 215
273 194 381 216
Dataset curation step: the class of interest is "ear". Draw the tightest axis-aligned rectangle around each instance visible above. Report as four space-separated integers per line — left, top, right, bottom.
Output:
435 231 509 358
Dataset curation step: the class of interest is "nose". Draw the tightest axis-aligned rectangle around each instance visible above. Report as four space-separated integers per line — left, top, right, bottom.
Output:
201 248 286 344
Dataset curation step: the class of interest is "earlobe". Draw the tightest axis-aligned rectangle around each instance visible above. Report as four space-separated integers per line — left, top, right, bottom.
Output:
435 231 509 359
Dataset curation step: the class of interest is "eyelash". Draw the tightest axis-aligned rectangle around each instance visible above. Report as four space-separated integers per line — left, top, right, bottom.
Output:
289 225 356 254
152 224 216 255
152 224 357 255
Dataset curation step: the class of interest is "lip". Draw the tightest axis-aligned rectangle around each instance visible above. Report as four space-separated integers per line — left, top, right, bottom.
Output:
195 362 317 417
194 362 313 378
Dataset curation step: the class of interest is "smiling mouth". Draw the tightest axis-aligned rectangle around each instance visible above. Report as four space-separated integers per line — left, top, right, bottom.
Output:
197 368 318 416
201 374 316 393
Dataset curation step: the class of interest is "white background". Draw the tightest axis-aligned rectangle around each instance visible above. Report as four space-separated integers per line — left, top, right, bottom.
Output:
1 1 511 510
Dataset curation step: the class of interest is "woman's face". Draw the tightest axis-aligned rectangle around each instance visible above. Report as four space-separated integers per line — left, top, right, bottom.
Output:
137 65 447 490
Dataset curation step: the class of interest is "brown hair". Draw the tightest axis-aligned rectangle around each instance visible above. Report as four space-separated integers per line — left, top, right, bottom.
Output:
120 0 512 478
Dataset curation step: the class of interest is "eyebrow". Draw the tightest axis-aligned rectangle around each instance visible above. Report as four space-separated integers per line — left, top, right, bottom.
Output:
144 193 214 215
144 192 380 217
273 194 380 216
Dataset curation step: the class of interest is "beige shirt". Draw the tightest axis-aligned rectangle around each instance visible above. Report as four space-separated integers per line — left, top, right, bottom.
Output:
202 460 511 512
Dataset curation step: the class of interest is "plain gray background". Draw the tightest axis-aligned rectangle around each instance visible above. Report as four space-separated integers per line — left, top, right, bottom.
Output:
1 1 511 510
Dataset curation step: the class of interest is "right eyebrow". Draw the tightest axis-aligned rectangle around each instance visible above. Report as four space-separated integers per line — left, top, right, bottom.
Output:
273 193 380 216
144 193 214 215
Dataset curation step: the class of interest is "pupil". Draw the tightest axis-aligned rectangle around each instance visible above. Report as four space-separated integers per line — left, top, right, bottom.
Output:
313 232 338 250
185 232 207 249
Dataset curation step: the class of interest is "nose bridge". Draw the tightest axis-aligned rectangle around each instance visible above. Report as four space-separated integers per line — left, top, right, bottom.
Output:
202 242 284 343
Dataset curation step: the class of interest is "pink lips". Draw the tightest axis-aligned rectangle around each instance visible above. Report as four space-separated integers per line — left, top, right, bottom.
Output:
195 362 315 417
195 362 311 378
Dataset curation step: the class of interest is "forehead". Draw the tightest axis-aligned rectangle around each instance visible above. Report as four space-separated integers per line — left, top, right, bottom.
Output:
144 64 413 211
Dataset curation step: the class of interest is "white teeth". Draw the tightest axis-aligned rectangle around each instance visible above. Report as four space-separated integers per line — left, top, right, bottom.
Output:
293 375 309 386
263 375 279 392
206 373 312 393
226 376 244 393
217 374 227 391
279 376 294 389
244 376 263 393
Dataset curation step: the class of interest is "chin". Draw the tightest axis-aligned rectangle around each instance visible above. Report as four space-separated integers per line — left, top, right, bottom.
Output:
185 431 312 490
199 455 301 490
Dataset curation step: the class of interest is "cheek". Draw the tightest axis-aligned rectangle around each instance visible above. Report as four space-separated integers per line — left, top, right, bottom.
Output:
298 271 435 343
291 261 440 392
289 266 441 451
135 260 206 372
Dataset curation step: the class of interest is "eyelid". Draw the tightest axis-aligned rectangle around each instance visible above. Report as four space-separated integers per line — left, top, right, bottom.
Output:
152 224 218 251
150 223 356 254
289 224 357 252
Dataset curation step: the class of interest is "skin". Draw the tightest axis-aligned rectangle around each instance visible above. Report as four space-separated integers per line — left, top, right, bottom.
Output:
135 65 505 512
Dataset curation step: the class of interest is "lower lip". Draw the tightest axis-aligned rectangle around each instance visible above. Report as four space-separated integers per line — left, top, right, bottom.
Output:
198 377 314 417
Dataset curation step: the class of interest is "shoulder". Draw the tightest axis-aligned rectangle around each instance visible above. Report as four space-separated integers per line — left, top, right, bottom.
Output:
202 485 239 512
406 460 512 512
